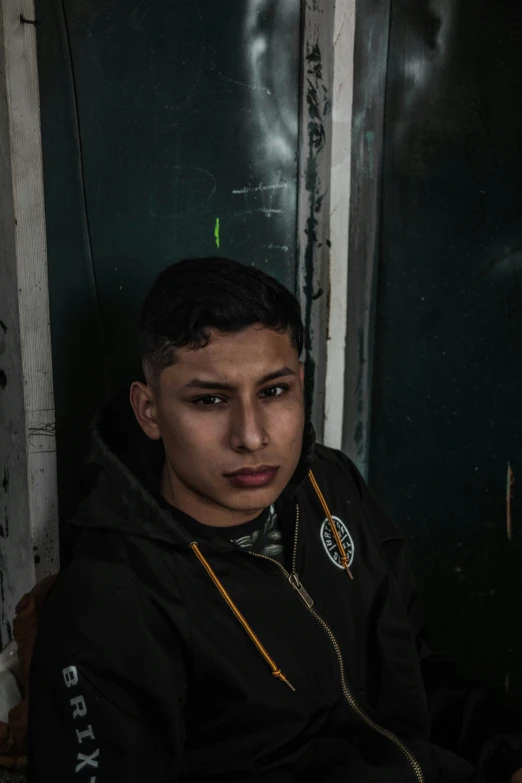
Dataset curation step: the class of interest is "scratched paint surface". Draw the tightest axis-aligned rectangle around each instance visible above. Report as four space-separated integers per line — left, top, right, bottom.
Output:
301 40 331 425
35 0 302 531
369 0 522 696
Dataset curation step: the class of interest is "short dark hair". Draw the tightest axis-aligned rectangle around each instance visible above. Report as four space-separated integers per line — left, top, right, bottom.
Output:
139 257 304 384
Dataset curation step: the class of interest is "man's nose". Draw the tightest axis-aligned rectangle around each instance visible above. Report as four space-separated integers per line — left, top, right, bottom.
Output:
228 401 268 452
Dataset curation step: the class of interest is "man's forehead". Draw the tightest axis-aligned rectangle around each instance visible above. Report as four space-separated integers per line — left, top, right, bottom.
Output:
166 327 298 385
183 327 293 362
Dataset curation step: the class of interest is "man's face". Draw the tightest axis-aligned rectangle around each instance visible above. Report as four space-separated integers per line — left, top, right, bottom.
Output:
131 325 305 526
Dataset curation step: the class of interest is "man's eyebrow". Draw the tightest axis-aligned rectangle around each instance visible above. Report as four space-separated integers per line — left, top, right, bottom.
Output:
182 366 297 390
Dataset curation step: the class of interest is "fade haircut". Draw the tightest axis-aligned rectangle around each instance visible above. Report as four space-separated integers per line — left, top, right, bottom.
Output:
139 257 304 385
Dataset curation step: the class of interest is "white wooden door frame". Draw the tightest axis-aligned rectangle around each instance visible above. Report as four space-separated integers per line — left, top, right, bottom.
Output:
0 0 59 645
297 0 357 450
341 0 390 479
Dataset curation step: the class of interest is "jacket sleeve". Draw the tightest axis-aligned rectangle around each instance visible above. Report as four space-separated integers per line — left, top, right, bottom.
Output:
340 452 522 782
27 569 188 782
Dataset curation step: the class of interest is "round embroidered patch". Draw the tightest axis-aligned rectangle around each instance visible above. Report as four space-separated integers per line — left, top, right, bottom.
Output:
320 516 355 569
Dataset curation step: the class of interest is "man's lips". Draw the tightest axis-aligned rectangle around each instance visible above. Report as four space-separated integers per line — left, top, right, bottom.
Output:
225 465 279 477
225 466 279 488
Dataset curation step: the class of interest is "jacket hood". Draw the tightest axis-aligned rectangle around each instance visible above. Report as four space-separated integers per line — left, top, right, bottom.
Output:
71 385 316 549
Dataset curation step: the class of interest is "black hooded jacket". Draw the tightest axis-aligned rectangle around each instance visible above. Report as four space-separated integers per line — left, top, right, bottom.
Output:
28 390 522 782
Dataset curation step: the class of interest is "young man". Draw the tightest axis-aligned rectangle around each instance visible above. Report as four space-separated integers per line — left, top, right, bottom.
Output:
28 258 521 782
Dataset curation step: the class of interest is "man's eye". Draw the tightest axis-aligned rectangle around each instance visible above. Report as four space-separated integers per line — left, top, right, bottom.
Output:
194 395 223 406
193 384 289 406
262 384 289 398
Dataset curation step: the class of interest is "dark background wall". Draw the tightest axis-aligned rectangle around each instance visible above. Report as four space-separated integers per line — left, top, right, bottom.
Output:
367 0 522 697
35 0 303 540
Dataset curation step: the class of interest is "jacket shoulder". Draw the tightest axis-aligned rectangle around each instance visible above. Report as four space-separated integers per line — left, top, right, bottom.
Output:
34 531 190 667
35 554 143 647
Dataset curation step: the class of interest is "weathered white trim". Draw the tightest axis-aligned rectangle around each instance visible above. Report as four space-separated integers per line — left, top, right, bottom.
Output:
297 0 356 448
341 0 390 478
0 0 59 643
323 0 356 449
297 0 334 445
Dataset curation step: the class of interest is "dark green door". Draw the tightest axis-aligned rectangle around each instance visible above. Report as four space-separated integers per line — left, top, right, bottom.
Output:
35 0 302 533
369 0 522 697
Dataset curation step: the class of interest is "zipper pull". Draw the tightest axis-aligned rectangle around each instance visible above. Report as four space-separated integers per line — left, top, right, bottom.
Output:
288 573 314 608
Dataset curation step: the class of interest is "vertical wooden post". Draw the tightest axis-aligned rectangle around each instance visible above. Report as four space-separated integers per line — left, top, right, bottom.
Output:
297 0 357 449
341 0 391 477
324 0 356 449
0 0 59 645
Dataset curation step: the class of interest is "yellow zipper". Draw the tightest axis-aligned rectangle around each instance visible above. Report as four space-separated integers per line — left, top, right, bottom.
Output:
250 503 424 783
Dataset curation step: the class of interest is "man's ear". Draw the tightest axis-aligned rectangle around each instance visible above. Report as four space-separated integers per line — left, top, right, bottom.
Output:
129 381 162 441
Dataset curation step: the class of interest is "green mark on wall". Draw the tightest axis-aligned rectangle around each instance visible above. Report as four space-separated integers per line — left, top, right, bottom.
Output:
119 286 123 291
214 218 220 249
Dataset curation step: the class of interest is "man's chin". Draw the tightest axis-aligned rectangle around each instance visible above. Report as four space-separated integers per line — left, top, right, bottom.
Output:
223 485 280 513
